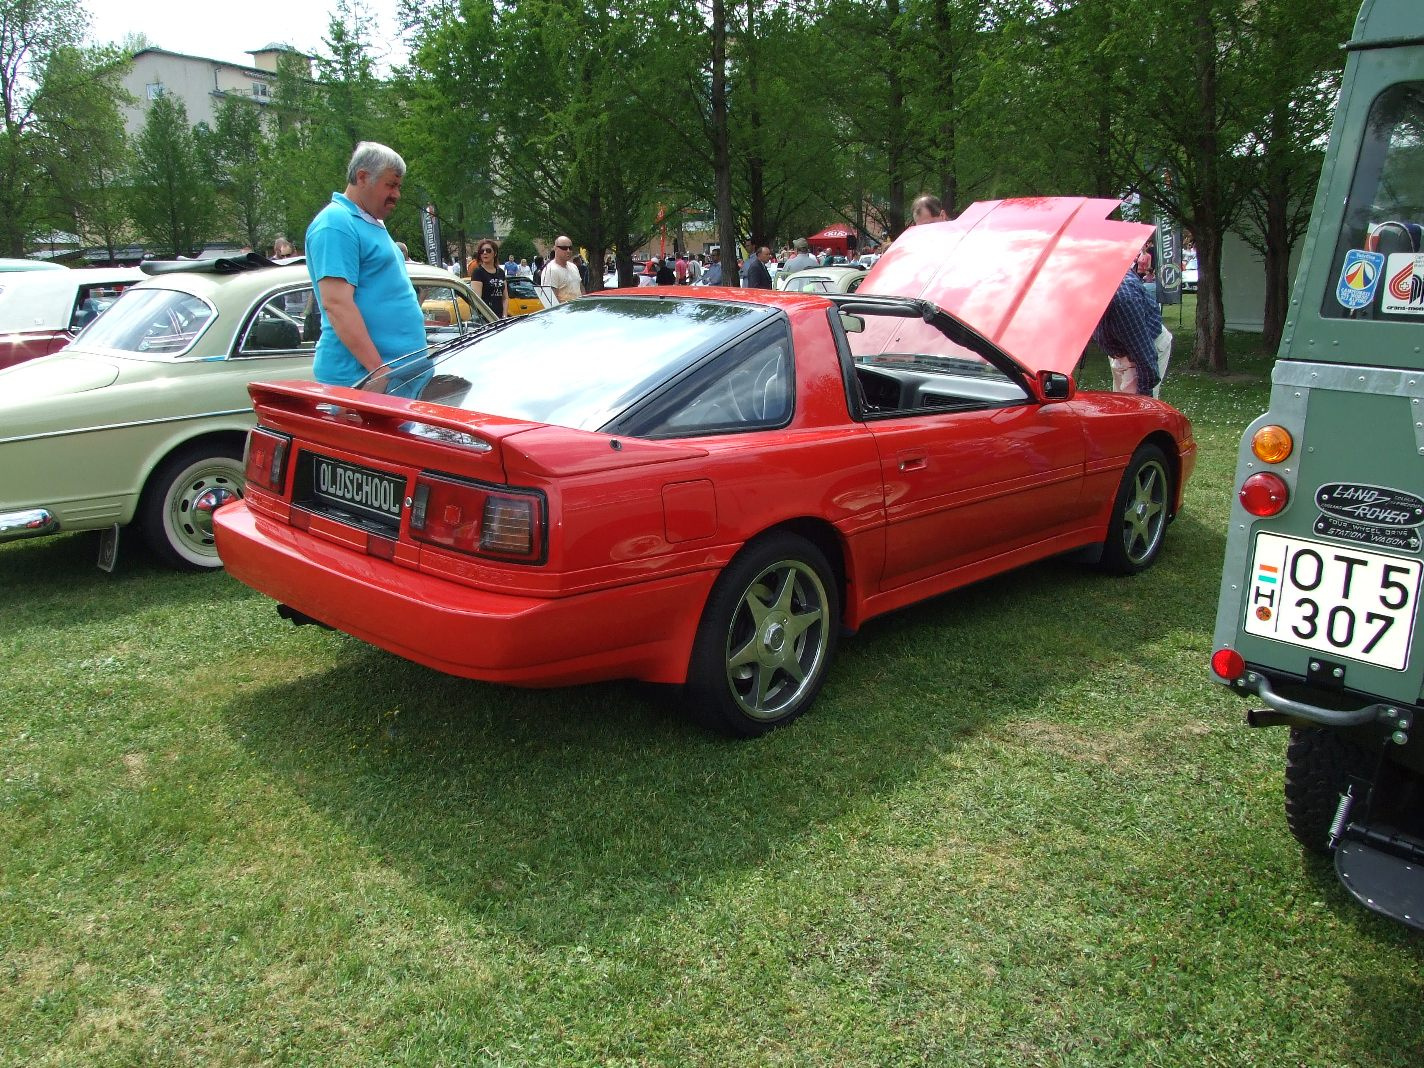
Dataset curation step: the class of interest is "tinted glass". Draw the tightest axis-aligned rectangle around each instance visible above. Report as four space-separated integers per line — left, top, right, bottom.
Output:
412 296 776 430
1322 82 1424 320
78 287 215 355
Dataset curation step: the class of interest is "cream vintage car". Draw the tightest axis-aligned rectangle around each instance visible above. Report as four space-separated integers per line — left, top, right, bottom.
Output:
0 256 494 570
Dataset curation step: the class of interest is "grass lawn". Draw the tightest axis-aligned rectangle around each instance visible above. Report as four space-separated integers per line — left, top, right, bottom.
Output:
3 303 1421 1066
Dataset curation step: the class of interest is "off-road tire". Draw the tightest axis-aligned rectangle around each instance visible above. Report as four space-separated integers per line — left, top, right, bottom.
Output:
1283 726 1376 855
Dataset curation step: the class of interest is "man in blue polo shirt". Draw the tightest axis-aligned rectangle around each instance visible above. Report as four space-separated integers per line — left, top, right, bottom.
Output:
306 141 428 397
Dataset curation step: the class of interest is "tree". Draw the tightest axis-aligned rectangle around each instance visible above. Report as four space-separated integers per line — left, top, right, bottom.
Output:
128 94 214 257
0 1 128 254
1236 0 1353 352
209 96 273 250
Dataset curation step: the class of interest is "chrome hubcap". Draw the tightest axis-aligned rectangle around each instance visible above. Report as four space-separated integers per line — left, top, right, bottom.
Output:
171 469 243 552
725 559 830 721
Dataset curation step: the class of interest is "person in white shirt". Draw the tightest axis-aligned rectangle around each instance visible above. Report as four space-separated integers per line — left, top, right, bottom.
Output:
542 236 584 303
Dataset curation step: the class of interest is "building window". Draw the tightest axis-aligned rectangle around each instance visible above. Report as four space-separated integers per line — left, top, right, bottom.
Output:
252 82 269 98
146 82 165 100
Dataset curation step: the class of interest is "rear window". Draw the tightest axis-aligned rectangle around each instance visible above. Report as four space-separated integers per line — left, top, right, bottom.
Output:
406 295 776 431
79 287 216 356
1322 81 1424 321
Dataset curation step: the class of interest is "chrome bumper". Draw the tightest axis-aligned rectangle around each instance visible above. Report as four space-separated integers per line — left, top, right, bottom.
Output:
0 508 59 543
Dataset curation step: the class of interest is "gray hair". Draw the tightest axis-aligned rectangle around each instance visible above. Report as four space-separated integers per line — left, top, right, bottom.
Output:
793 237 808 251
347 141 406 184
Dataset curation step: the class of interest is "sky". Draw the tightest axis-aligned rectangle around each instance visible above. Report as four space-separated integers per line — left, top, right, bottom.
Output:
80 0 409 72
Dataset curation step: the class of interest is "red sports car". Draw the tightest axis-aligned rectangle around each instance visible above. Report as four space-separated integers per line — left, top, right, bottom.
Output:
216 198 1196 736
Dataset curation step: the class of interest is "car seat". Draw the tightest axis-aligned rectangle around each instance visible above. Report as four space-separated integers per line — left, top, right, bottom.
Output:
245 318 302 351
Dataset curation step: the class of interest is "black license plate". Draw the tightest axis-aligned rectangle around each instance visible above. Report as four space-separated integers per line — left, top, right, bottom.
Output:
310 456 405 526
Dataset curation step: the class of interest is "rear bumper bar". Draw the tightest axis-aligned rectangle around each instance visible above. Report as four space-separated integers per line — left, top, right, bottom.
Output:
1237 671 1415 733
0 507 59 543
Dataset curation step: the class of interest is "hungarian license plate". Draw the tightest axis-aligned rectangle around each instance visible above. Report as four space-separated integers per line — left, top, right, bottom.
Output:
1244 533 1422 671
311 456 404 524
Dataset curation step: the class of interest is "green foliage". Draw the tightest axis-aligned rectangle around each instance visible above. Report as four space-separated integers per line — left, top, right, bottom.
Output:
0 1 128 255
128 94 214 257
209 96 273 250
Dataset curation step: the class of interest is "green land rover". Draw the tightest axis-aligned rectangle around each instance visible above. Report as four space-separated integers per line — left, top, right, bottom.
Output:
1211 0 1424 930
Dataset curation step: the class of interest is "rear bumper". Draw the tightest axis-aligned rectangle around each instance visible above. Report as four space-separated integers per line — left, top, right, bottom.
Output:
214 502 717 687
0 507 59 543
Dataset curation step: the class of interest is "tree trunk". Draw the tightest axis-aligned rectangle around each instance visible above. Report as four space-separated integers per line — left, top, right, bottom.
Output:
1193 222 1228 373
713 0 739 286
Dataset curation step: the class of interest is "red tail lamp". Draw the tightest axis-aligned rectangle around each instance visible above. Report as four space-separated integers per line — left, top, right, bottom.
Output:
1211 647 1245 681
1239 472 1289 516
244 428 290 493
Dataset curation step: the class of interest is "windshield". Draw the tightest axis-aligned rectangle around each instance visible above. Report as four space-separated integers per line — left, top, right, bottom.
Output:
402 295 777 430
77 287 216 356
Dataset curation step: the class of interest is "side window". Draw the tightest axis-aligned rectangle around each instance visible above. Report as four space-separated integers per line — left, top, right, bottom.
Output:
417 284 476 345
1322 82 1424 320
636 320 794 437
69 282 133 333
237 288 312 356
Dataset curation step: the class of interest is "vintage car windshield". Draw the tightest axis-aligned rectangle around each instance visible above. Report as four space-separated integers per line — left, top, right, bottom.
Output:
410 296 778 430
77 287 216 357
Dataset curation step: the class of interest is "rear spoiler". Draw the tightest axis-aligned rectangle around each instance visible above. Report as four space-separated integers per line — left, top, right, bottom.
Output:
246 379 710 479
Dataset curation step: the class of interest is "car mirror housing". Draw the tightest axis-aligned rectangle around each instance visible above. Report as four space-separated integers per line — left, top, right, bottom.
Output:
1038 370 1073 401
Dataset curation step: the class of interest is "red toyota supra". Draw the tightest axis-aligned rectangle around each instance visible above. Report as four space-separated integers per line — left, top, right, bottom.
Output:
215 197 1196 736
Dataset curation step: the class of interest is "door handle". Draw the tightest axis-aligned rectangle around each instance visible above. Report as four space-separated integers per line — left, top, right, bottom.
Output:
898 454 928 472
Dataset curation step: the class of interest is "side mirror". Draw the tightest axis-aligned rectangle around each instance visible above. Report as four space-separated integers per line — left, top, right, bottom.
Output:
1038 370 1074 401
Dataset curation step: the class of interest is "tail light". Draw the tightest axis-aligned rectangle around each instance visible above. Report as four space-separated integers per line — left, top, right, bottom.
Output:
410 472 545 563
244 428 290 493
1211 647 1245 681
1239 472 1289 517
1250 425 1293 464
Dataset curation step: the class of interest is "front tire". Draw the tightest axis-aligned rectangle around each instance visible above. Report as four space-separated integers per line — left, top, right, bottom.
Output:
1284 727 1376 855
684 532 839 737
1099 444 1171 575
140 443 245 571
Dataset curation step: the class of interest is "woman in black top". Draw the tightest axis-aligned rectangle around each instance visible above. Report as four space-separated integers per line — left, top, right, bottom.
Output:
470 239 507 317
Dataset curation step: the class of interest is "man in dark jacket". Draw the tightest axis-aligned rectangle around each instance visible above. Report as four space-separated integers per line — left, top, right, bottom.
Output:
741 246 774 289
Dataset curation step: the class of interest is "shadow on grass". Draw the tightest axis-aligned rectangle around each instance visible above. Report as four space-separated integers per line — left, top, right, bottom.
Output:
0 529 255 630
220 509 1228 948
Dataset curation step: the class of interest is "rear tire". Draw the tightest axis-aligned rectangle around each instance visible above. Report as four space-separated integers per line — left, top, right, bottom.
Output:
1283 727 1375 855
684 532 839 738
1099 444 1171 575
140 443 245 571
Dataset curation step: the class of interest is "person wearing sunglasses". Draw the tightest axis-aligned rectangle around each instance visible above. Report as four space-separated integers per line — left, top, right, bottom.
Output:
469 240 507 317
542 236 584 304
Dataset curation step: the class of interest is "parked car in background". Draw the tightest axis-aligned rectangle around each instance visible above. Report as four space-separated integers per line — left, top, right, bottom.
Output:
505 273 550 316
0 267 144 370
777 265 868 294
215 197 1196 737
0 257 493 571
1181 248 1198 293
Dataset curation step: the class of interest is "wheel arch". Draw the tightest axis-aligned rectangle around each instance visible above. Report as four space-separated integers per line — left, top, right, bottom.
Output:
138 428 249 509
750 515 856 633
1140 430 1183 517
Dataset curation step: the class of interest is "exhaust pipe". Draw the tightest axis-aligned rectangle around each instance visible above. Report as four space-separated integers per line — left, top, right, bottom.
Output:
276 604 332 630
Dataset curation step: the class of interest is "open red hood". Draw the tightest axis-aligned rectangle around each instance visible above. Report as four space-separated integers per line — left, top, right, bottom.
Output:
862 197 1152 378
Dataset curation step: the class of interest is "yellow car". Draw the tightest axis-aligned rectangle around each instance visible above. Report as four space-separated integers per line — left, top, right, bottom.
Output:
505 273 548 317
